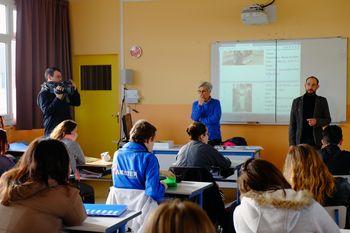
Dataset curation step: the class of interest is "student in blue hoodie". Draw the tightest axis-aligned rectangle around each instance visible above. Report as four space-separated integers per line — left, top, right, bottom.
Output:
112 120 169 202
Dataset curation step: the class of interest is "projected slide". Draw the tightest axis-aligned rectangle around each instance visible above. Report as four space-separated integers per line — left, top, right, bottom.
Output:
212 38 347 124
218 42 301 122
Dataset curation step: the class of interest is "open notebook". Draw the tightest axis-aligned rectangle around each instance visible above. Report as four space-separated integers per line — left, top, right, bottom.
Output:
84 204 127 217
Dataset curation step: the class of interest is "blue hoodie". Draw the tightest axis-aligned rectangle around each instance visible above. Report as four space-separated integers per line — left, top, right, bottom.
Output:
112 142 165 202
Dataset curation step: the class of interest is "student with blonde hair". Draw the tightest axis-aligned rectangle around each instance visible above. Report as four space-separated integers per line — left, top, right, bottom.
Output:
234 158 339 233
144 199 216 233
284 144 335 204
284 144 350 228
0 139 86 232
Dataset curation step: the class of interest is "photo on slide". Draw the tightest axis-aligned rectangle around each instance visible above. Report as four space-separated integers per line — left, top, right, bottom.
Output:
232 83 252 112
221 50 264 66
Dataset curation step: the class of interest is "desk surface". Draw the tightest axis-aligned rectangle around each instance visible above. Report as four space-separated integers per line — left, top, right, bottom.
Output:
64 209 141 233
165 181 213 197
154 145 262 153
8 142 28 152
82 159 113 168
340 229 350 233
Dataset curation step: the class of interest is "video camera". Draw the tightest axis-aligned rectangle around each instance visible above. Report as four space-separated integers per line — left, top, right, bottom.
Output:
47 80 74 95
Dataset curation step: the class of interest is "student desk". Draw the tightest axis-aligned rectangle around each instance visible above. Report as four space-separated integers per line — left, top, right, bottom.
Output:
165 181 213 207
154 146 262 188
64 209 141 233
78 159 113 181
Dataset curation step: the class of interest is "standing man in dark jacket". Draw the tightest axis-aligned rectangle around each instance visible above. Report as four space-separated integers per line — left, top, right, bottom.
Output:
289 76 331 148
37 67 80 136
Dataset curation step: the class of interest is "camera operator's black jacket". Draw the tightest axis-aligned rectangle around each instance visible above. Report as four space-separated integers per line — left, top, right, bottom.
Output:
37 82 81 136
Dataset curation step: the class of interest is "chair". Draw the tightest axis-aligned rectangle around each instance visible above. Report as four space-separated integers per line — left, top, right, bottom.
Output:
106 187 158 233
169 166 215 183
122 113 133 141
325 205 347 228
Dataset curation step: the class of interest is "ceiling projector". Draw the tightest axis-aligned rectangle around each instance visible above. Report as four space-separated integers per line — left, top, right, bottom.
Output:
241 4 269 25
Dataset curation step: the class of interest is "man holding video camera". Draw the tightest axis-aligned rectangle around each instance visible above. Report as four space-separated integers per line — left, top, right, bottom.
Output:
37 67 81 136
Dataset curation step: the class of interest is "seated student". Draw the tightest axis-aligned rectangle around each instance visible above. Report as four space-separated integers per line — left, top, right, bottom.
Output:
111 120 169 232
112 119 167 202
284 144 350 228
319 125 350 175
144 199 216 233
174 122 232 233
50 120 85 172
234 158 340 233
0 129 15 176
175 122 231 171
0 139 86 233
50 120 94 203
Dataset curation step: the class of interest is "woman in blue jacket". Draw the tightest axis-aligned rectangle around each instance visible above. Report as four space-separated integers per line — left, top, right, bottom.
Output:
112 120 168 202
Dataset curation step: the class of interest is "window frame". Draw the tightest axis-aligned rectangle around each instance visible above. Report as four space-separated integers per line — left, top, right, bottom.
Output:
0 0 15 125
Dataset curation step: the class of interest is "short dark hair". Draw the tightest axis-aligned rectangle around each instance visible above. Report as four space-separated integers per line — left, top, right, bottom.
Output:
322 125 343 145
306 76 319 85
186 122 207 141
129 120 156 143
44 67 61 80
239 158 291 194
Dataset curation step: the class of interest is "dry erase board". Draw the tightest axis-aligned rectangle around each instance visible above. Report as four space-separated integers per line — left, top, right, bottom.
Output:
211 37 347 124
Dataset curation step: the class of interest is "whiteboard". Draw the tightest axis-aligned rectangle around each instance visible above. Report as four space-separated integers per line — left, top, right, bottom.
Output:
211 37 347 124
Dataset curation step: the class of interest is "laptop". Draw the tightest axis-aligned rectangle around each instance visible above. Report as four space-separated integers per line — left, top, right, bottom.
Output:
84 204 127 217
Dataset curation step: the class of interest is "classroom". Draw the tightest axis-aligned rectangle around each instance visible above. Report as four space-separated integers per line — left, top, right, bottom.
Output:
1 0 350 232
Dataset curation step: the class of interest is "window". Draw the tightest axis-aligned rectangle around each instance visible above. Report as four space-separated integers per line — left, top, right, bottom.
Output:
0 0 16 124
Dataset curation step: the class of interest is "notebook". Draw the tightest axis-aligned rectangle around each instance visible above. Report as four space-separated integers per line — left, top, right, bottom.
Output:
84 204 127 217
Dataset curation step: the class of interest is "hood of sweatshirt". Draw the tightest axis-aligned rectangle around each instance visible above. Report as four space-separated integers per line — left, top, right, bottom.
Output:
8 179 58 203
243 189 313 210
237 189 314 233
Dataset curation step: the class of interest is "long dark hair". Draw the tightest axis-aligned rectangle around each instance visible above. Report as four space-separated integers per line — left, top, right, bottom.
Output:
239 158 291 194
0 138 70 205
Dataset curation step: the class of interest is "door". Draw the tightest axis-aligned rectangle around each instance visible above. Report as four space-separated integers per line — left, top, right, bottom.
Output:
73 54 119 157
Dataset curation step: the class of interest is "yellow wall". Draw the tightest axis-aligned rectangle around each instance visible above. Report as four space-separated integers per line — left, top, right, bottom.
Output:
69 0 350 169
69 0 120 55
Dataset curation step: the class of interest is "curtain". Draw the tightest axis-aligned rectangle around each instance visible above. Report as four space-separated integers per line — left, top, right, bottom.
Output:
15 0 72 130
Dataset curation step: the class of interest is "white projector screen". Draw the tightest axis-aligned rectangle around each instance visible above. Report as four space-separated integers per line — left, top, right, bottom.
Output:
211 37 347 124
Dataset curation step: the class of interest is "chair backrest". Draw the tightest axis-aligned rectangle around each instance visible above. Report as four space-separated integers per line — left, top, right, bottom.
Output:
324 205 347 228
122 113 133 141
169 166 215 182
